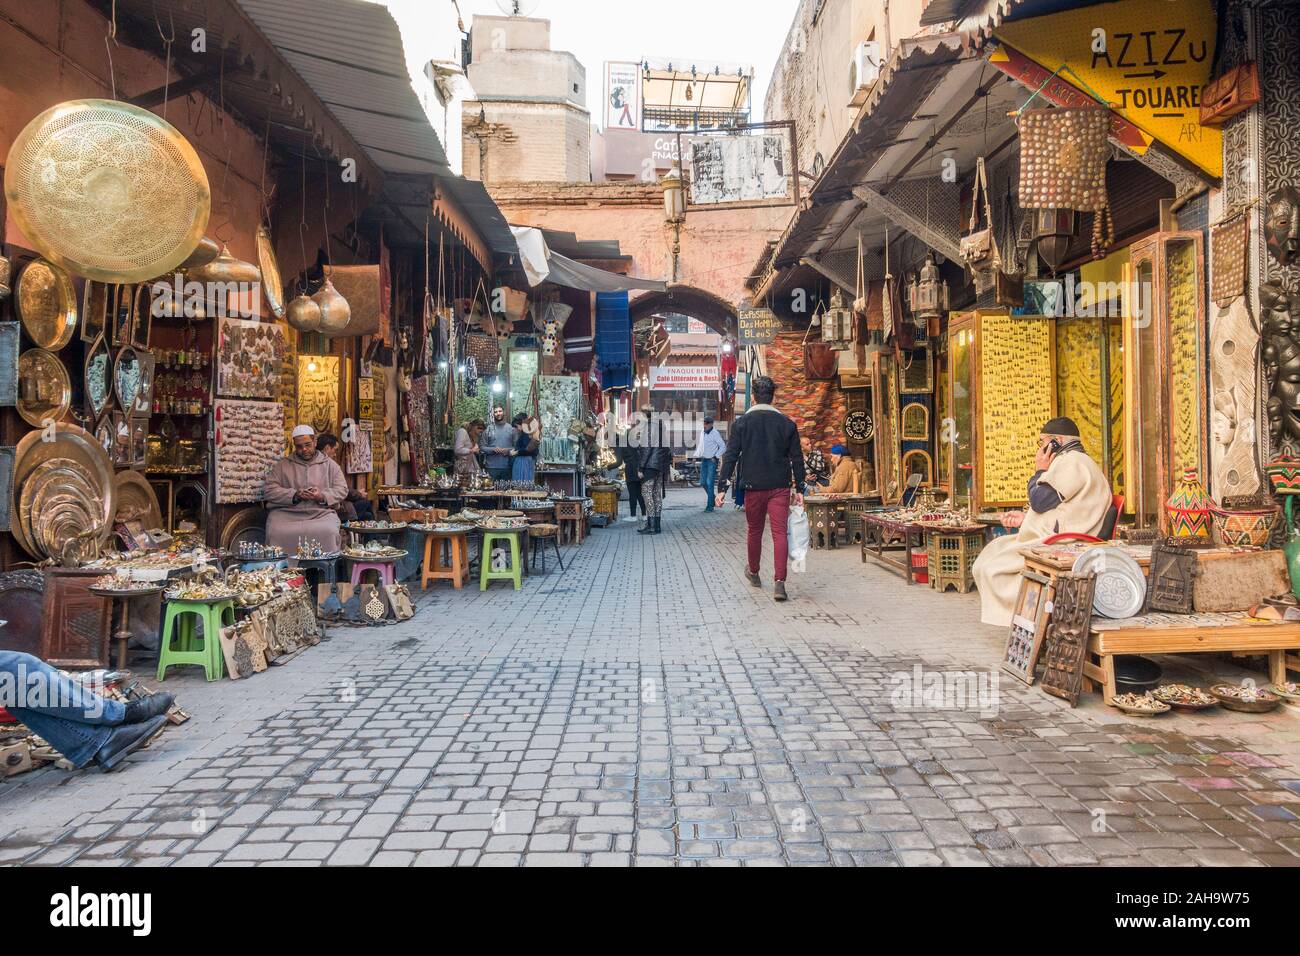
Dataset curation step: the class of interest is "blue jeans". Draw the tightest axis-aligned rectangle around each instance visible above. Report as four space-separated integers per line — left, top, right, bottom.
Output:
0 651 126 768
700 459 718 509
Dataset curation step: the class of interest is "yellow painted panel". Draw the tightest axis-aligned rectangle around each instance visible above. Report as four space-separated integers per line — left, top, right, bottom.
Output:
996 0 1221 177
1056 318 1125 495
980 314 1055 504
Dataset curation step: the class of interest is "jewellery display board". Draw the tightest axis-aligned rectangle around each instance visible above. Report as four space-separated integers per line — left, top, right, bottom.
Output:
870 351 901 503
296 355 340 437
1055 316 1125 496
948 310 1056 510
215 399 284 504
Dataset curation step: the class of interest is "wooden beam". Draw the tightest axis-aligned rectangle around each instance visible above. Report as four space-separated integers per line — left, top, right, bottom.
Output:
128 66 236 108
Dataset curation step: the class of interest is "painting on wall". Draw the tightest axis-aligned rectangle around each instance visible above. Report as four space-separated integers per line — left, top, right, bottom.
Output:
296 356 340 437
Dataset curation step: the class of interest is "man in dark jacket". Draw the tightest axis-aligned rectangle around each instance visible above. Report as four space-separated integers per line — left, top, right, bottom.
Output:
637 408 672 535
615 436 646 525
716 376 805 601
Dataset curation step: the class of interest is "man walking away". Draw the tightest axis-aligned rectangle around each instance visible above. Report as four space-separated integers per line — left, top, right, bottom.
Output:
481 406 516 482
638 408 672 535
695 416 727 511
716 376 805 601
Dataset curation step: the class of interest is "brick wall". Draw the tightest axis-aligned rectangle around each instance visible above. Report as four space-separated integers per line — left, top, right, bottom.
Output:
463 100 590 183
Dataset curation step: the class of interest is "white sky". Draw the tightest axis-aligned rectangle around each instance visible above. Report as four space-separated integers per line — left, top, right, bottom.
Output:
377 0 802 126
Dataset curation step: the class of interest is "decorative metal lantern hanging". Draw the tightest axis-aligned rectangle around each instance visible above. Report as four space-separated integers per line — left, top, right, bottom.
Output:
908 254 947 322
1032 208 1078 272
821 288 854 351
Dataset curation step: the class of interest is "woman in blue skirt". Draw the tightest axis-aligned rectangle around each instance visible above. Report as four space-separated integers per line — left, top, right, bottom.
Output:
511 413 538 482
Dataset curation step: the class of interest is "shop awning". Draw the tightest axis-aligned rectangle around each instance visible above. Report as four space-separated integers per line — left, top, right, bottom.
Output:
511 227 668 293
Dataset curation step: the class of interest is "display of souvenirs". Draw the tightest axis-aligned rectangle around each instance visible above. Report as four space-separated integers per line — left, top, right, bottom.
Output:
214 399 284 503
1109 693 1171 716
343 541 407 559
344 520 407 532
164 580 239 601
236 541 285 561
217 316 285 399
146 435 206 474
90 572 161 593
152 366 210 416
345 419 374 474
296 538 336 559
1152 684 1218 709
1210 682 1281 712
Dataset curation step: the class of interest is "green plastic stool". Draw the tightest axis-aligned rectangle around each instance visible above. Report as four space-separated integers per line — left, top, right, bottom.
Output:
480 531 523 590
156 598 233 682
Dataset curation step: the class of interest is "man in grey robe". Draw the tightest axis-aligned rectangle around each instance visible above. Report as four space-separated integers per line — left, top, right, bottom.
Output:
262 425 349 553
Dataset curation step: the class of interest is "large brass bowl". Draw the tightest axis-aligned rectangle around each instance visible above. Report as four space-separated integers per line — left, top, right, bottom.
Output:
4 99 210 284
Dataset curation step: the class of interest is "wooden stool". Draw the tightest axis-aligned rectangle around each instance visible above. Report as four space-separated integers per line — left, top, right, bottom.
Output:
555 500 585 545
528 524 565 574
422 530 470 589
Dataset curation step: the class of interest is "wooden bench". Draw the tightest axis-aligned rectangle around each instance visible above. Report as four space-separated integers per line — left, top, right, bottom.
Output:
1084 611 1300 700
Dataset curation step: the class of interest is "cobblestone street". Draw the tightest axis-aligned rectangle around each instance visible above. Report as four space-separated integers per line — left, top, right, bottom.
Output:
6 489 1300 867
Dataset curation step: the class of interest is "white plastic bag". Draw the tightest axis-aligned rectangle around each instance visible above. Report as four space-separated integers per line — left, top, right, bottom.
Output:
787 504 810 573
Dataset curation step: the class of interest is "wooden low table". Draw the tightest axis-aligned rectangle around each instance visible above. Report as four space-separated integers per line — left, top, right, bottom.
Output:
1084 611 1300 700
860 512 926 584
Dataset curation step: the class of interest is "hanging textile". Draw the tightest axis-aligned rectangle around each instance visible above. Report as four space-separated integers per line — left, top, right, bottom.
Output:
1211 212 1249 307
378 229 392 347
595 291 633 390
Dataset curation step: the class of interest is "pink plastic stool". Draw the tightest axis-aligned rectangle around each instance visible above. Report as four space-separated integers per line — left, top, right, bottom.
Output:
349 560 395 587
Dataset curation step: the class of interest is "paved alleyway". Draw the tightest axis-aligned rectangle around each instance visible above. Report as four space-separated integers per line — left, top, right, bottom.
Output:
5 488 1300 866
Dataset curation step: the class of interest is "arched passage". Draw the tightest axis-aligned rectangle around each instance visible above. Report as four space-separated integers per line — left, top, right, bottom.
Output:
629 286 737 336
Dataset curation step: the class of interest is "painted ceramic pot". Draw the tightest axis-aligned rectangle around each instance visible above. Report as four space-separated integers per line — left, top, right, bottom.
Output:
1165 468 1212 538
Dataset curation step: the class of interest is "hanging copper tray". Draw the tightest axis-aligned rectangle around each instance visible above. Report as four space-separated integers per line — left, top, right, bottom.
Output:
4 99 211 284
16 259 77 350
113 469 162 528
12 424 114 558
256 224 285 319
16 348 71 427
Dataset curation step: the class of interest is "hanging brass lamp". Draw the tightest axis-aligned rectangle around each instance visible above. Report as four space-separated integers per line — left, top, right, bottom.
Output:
312 277 351 336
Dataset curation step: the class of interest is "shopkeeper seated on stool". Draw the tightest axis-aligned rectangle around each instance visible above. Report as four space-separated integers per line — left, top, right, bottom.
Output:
262 424 349 554
971 417 1112 627
826 444 858 494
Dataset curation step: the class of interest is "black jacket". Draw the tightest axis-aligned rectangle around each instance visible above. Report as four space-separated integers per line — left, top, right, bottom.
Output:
638 444 672 477
718 405 806 493
615 444 642 483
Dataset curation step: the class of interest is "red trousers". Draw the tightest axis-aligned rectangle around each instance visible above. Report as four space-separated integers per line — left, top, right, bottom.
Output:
744 487 791 582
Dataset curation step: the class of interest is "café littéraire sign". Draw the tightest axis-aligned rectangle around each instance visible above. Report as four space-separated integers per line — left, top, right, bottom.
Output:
995 0 1221 177
736 307 782 346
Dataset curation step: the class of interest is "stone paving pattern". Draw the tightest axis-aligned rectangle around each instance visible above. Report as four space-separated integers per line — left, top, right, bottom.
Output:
5 489 1300 866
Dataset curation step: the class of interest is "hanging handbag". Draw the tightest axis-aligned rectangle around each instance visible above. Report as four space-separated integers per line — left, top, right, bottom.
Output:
960 157 1000 274
1201 62 1260 127
804 341 838 381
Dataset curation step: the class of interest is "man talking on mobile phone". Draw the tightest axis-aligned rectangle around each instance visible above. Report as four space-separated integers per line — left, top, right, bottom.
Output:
972 416 1113 627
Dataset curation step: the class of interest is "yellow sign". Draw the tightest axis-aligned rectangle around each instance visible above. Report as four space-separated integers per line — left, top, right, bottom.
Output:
996 0 1221 177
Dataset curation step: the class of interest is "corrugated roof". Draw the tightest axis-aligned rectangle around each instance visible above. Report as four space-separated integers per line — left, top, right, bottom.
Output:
236 0 451 175
440 176 518 257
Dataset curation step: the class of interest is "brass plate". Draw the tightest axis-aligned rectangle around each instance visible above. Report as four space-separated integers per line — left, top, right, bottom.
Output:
113 469 162 528
4 99 211 284
11 424 115 558
16 348 71 428
24 459 100 560
257 224 285 319
16 259 77 350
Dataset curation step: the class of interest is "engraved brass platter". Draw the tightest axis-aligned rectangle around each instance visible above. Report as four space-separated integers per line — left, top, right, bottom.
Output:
256 225 285 319
11 424 115 558
16 259 77 350
4 99 211 284
113 469 162 528
23 458 100 559
16 348 71 427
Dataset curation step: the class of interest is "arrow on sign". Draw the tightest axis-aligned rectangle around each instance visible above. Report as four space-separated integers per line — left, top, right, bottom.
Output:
1123 69 1167 79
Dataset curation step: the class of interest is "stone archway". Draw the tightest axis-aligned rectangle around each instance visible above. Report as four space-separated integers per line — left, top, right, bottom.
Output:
629 286 737 336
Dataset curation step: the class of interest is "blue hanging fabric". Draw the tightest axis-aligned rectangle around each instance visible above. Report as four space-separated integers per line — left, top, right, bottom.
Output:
595 291 632 390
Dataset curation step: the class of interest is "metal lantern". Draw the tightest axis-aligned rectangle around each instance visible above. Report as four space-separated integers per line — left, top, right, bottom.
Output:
1033 208 1078 272
821 288 854 351
913 255 946 320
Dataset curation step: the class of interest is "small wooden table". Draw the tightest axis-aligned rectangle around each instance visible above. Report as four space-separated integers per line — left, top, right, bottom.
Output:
860 513 926 584
922 524 987 593
1084 611 1300 700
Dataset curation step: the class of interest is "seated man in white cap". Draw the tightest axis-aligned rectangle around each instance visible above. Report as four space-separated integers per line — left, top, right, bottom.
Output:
262 425 349 554
971 416 1113 627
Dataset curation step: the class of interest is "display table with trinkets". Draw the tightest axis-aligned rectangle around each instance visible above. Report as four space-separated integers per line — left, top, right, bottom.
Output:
859 512 927 584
